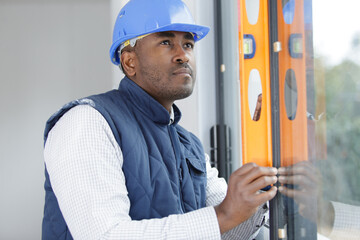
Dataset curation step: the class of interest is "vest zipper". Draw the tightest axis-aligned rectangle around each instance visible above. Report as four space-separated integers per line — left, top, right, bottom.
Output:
178 168 186 213
168 125 186 213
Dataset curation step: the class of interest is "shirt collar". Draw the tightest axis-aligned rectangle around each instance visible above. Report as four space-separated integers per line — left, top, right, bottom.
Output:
169 106 174 125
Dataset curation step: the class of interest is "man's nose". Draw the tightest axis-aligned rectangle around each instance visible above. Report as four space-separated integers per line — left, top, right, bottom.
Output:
172 43 189 64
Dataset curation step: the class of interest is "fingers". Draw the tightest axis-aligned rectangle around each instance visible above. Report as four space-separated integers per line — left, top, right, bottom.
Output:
278 161 319 187
278 161 317 177
229 163 278 204
236 177 278 205
278 174 314 188
255 185 278 203
234 162 278 185
239 185 278 210
251 175 278 192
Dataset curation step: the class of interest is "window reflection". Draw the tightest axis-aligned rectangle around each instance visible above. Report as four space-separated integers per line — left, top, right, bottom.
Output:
281 0 360 239
282 0 295 24
248 69 263 121
313 0 360 238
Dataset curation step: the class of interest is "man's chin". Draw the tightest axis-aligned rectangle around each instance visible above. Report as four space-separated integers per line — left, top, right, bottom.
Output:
175 86 194 100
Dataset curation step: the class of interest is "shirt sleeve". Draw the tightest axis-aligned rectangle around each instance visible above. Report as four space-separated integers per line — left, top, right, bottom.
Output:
44 104 221 240
204 154 268 240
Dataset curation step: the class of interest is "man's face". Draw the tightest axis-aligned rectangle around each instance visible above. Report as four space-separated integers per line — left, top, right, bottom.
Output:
130 31 196 109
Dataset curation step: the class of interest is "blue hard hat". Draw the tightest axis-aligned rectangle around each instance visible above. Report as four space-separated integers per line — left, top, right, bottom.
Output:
109 0 210 65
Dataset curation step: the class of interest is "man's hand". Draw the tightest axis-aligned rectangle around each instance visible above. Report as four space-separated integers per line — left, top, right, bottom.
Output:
215 163 278 234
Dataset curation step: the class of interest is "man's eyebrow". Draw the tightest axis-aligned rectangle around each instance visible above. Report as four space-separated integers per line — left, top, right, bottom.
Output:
155 32 195 41
184 32 195 41
156 32 176 38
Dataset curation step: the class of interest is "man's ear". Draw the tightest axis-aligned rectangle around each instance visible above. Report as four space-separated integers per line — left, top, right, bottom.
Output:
121 51 136 77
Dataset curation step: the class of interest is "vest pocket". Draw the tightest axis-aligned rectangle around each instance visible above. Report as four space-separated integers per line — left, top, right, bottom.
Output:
186 157 207 208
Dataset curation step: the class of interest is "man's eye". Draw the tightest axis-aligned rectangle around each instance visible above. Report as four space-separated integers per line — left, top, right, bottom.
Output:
185 42 194 49
160 40 170 45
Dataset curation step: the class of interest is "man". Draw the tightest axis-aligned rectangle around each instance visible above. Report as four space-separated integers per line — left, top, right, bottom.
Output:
42 0 278 239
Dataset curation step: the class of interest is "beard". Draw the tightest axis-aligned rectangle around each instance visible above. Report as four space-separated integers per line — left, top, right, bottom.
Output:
138 62 196 101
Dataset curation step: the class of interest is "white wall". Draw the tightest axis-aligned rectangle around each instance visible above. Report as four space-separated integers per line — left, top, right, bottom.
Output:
0 1 112 239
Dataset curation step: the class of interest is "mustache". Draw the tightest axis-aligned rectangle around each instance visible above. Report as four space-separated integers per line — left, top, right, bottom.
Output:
172 63 193 75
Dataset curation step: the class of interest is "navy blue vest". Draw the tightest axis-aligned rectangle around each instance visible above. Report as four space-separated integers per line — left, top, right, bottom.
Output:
42 77 207 239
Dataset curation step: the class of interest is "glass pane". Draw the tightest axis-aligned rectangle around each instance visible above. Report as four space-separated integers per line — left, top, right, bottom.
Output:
277 0 360 239
312 0 360 239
